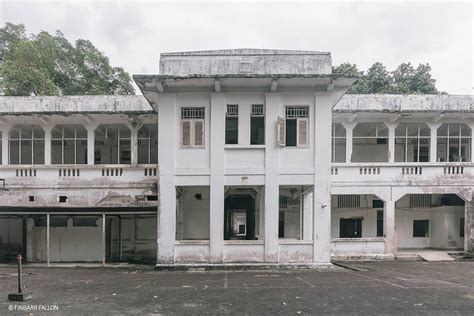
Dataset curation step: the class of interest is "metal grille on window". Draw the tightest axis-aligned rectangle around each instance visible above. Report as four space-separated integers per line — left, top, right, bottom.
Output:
279 195 288 209
226 104 239 117
181 107 205 119
251 104 264 117
285 106 309 118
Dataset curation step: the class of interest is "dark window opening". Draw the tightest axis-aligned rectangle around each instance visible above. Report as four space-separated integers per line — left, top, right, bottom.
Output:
377 210 384 237
59 196 68 203
146 195 158 201
34 217 68 227
28 196 34 202
73 217 98 227
224 195 256 240
285 119 297 147
340 218 362 238
372 199 384 208
250 116 265 145
413 220 429 237
440 195 465 206
460 218 465 238
278 210 285 238
225 117 238 144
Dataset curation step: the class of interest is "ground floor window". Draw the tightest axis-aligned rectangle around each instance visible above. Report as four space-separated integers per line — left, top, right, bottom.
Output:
176 186 210 240
340 218 362 238
413 219 430 237
278 186 313 240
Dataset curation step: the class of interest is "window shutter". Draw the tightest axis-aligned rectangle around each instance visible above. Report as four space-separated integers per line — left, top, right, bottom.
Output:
181 120 191 147
277 116 286 146
194 120 204 147
298 119 308 146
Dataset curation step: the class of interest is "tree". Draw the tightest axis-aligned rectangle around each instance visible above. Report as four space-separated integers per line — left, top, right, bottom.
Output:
333 61 439 94
0 22 135 96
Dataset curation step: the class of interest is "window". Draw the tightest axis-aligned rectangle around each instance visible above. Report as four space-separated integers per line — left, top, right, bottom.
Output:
138 124 158 164
377 210 384 237
352 123 388 162
9 125 45 164
51 125 87 164
395 123 430 162
460 218 465 238
279 106 309 147
250 104 265 145
73 217 98 227
94 124 131 164
181 107 205 148
437 123 472 162
34 217 68 227
413 220 429 237
332 123 346 162
225 104 238 144
340 218 362 238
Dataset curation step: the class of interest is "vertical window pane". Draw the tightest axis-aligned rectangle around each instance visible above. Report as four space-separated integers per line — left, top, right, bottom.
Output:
9 140 19 164
21 140 32 164
250 117 265 145
33 140 44 164
51 139 63 164
76 139 87 164
285 119 297 147
225 117 238 144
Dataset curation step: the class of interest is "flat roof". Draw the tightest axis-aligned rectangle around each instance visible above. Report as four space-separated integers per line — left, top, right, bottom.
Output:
0 95 153 114
160 49 331 56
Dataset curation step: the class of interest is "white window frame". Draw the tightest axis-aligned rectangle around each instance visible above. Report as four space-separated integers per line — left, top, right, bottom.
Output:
180 107 205 149
280 106 309 148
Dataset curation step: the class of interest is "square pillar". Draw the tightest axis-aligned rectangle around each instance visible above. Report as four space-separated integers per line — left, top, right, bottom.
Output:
264 93 280 262
341 122 356 163
86 125 97 165
43 126 52 165
313 92 332 263
384 198 396 254
209 93 226 263
131 127 138 164
157 93 177 264
1 127 9 165
428 122 441 162
386 122 398 163
465 194 474 256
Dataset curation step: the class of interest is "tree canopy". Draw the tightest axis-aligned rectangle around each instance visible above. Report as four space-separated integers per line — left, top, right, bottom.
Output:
0 22 135 96
333 61 440 94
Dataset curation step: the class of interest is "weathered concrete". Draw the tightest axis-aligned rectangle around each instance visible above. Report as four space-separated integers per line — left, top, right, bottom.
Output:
159 49 332 76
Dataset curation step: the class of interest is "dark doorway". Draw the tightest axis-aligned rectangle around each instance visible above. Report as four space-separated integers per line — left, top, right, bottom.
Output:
224 195 256 240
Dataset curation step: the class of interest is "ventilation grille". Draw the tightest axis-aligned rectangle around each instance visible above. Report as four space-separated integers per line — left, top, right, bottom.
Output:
337 195 361 208
410 194 432 208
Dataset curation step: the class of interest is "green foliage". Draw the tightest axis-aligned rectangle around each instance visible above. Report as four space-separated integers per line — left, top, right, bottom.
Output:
0 23 135 96
333 61 439 94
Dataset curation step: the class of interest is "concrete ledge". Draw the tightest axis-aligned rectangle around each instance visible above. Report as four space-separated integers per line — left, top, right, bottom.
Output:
331 254 395 262
155 263 339 271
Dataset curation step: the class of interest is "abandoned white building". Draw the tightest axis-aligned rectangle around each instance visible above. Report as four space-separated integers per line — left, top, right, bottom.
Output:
0 49 473 265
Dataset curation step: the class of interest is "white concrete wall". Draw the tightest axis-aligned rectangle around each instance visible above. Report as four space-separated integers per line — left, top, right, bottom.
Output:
331 208 380 238
0 218 22 248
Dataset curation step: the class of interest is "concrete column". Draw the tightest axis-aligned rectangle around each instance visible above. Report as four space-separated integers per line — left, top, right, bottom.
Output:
313 92 332 263
86 125 97 165
386 123 398 163
26 218 34 262
43 126 52 165
264 93 280 262
157 94 177 264
209 93 226 263
428 122 441 162
102 213 106 266
303 191 313 240
341 122 356 163
46 213 50 267
1 127 9 164
464 193 474 256
384 198 396 254
131 127 138 164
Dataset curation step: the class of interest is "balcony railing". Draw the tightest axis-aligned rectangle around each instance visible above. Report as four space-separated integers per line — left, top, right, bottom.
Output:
331 163 473 185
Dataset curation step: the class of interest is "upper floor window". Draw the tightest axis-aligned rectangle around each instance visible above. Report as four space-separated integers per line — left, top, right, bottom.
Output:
180 107 205 148
138 123 158 164
225 104 238 144
395 123 430 162
331 123 346 162
279 106 309 147
437 123 471 162
9 125 44 165
352 122 388 162
94 124 131 164
52 125 87 164
250 104 265 145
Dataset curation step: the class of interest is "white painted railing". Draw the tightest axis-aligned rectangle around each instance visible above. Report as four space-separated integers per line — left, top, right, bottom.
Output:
0 164 158 188
331 163 473 184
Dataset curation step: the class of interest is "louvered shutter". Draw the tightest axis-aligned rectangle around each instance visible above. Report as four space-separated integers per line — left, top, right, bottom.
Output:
298 118 308 146
194 120 204 147
277 116 286 146
181 120 191 147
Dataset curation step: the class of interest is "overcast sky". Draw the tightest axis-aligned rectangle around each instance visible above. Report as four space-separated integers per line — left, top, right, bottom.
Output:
1 0 472 94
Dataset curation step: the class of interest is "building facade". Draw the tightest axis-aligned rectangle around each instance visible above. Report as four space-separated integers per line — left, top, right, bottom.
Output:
0 49 473 265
